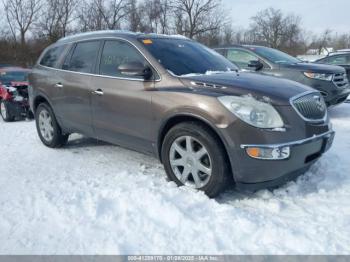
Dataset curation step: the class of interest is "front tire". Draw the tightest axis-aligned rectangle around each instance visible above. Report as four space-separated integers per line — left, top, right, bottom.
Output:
0 100 14 122
35 103 69 148
161 122 230 198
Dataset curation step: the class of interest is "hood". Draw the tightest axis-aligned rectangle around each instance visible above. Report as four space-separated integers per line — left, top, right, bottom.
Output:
180 72 314 106
281 62 345 74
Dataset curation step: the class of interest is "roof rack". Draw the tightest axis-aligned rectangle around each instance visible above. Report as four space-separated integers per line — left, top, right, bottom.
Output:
57 30 136 42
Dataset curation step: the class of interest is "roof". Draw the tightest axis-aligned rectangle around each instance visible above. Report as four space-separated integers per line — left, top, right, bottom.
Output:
0 67 30 72
57 30 188 44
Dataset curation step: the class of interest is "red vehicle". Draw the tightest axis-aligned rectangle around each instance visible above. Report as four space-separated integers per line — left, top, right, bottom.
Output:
0 67 33 122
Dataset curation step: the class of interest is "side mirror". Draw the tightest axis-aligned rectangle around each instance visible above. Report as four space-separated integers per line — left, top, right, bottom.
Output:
118 62 153 80
248 60 264 71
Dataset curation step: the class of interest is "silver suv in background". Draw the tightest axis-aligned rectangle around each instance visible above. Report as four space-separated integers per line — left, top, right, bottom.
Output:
216 45 350 106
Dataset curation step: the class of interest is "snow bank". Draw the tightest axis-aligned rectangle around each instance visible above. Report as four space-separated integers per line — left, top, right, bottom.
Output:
0 105 349 255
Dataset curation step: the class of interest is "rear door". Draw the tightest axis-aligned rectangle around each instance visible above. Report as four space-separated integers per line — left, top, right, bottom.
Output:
90 39 156 154
55 40 102 136
30 44 68 116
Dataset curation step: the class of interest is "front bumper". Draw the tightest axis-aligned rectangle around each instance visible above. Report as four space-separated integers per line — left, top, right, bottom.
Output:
232 130 335 192
326 86 350 106
299 76 350 107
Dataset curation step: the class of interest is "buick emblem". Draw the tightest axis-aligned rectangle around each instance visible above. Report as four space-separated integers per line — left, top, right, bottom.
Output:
314 95 325 112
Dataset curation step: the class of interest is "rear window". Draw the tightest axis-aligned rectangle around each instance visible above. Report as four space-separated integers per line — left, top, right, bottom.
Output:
0 71 28 84
63 41 100 73
40 45 67 68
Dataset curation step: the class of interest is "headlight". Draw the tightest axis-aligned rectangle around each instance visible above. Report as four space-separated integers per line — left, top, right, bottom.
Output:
304 72 333 81
218 96 284 128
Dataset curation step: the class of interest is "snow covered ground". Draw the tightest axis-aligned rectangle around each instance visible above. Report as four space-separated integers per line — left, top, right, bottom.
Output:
0 104 350 255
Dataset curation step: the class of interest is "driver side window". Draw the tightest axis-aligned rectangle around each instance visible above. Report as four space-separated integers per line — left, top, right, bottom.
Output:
227 49 259 70
99 40 149 79
323 55 350 65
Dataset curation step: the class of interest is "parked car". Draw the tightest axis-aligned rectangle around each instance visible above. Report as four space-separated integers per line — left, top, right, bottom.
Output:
29 31 334 197
215 45 350 107
0 67 33 121
316 50 350 83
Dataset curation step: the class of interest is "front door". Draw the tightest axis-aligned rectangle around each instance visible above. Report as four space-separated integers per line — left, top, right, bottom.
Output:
90 39 156 154
225 48 276 76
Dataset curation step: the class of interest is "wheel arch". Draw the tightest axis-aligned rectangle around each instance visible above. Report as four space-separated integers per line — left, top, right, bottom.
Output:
157 113 233 177
33 93 53 113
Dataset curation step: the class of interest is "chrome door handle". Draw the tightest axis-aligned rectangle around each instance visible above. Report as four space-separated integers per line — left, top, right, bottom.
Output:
54 83 63 88
92 89 104 96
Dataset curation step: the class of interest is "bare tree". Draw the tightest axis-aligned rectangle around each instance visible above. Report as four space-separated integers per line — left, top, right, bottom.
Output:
98 0 130 29
137 0 173 33
314 29 333 54
250 8 302 50
60 0 77 36
173 0 225 39
126 0 142 32
38 0 77 42
3 0 42 45
77 0 130 31
158 0 172 34
77 0 104 31
332 33 350 50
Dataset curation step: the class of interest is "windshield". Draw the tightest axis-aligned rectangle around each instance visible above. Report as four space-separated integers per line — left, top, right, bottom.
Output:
139 38 238 76
250 46 301 64
0 71 28 84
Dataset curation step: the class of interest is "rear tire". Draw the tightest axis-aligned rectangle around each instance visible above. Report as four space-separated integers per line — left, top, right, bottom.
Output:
0 100 14 122
161 122 230 198
35 103 69 148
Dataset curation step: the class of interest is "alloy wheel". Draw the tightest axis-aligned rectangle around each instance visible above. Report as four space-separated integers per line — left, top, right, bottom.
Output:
169 135 212 189
38 109 54 142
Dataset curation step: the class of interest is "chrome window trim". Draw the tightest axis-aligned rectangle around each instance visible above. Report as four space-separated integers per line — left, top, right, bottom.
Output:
37 36 162 82
289 91 328 124
240 130 334 149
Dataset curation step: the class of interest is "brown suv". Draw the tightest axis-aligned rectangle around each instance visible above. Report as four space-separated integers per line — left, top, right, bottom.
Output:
29 31 335 197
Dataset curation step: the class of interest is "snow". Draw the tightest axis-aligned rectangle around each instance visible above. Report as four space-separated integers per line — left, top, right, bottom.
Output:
297 55 325 62
1 104 350 255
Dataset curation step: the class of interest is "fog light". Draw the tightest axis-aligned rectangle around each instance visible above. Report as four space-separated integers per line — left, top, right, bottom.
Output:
246 146 290 160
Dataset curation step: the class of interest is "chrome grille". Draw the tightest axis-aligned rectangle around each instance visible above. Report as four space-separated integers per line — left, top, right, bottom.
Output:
292 93 327 122
333 73 349 88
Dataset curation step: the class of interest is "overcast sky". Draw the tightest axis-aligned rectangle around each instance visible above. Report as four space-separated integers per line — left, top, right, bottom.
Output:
223 0 349 34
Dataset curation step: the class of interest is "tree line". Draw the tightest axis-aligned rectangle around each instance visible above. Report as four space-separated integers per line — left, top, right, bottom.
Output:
0 0 349 66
